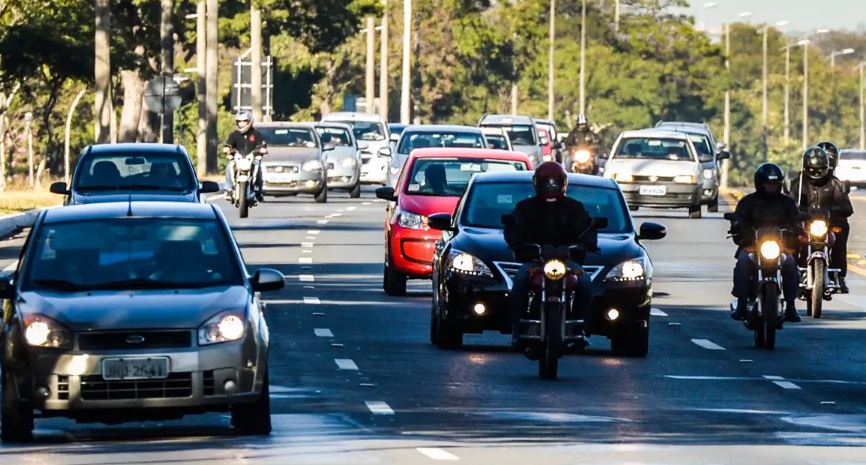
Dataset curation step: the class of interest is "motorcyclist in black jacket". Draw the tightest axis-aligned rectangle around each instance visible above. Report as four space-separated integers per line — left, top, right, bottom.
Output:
789 145 854 293
730 163 803 323
504 162 597 347
815 141 853 293
564 114 600 173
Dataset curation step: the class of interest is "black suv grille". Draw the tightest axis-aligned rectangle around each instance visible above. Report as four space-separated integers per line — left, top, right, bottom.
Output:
78 331 192 350
80 373 193 400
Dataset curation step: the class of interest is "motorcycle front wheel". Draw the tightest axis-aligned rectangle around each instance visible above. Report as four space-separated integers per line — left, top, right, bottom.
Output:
238 180 249 219
539 302 563 380
760 285 778 350
808 260 825 319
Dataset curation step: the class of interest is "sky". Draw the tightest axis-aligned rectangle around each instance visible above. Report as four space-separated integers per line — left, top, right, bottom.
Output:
679 0 866 35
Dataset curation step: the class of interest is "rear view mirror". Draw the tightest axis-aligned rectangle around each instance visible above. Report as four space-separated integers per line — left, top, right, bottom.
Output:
717 150 731 160
199 181 220 194
638 222 666 240
0 275 15 299
427 213 454 231
125 157 146 166
378 147 392 158
251 268 285 293
50 181 69 195
723 212 738 222
375 186 397 202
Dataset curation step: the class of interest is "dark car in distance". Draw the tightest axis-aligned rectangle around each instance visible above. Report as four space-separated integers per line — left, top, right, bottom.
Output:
428 172 666 356
50 143 220 205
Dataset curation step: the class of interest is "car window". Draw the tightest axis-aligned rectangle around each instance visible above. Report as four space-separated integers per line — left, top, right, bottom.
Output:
490 125 536 146
259 128 317 148
840 150 866 161
404 158 527 197
74 153 194 192
336 121 386 141
461 182 629 233
397 132 485 154
686 134 714 162
24 218 243 291
316 127 352 147
615 137 695 161
486 135 509 150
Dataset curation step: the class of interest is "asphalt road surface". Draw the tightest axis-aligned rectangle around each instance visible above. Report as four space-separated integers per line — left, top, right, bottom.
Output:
0 188 865 464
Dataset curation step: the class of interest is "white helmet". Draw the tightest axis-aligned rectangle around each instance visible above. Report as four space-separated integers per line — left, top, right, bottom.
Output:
235 110 253 133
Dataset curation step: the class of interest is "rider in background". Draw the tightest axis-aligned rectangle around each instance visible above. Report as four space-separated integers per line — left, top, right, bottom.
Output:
816 141 853 293
224 110 267 202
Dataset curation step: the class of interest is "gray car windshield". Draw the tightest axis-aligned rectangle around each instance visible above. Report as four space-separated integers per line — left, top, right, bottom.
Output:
461 182 629 233
405 158 527 197
259 128 317 148
616 137 695 162
685 134 714 162
24 218 243 291
74 153 194 192
316 127 352 147
484 125 537 146
338 121 386 142
485 134 509 150
397 132 485 154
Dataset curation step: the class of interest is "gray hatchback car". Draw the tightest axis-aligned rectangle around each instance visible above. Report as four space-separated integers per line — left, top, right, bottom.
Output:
0 202 285 441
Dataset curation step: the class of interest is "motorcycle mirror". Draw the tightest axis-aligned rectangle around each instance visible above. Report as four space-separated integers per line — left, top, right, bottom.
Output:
0 274 15 299
515 244 542 262
638 222 667 240
723 212 738 222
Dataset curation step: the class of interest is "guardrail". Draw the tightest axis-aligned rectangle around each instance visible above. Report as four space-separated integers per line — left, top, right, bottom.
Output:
0 209 42 240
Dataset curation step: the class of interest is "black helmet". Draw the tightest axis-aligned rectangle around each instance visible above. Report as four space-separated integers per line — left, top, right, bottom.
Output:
754 163 785 196
576 114 589 128
533 161 568 202
816 141 839 169
803 146 830 181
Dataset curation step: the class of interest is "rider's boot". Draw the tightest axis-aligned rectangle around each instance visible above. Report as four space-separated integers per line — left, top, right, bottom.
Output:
839 276 849 294
731 298 748 320
784 300 802 323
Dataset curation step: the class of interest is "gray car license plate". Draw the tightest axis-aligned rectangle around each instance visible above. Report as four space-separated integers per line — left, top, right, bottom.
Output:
102 357 169 380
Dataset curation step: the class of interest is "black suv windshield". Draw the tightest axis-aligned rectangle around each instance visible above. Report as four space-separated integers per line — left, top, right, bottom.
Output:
74 153 194 192
24 218 243 291
461 182 630 233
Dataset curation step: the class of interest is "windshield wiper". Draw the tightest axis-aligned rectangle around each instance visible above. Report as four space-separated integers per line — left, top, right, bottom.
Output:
76 185 121 191
125 184 189 192
89 278 218 290
32 279 89 291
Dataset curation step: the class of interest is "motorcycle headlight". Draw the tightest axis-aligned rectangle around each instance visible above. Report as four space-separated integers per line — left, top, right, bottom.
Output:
302 160 323 172
574 150 591 164
809 220 828 238
23 315 71 349
397 210 427 230
760 240 781 260
543 259 567 281
605 258 646 282
674 175 697 184
234 157 252 171
341 158 357 168
199 312 246 345
703 169 714 180
447 251 493 278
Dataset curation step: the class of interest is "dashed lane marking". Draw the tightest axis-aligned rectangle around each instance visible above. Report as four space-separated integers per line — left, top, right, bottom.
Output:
774 381 802 390
303 297 321 305
299 257 313 264
331 343 344 348
362 202 372 205
317 219 329 225
1 260 18 272
416 448 460 461
307 230 321 235
347 206 357 211
302 250 312 254
327 213 342 218
335 359 358 370
365 401 395 415
763 375 784 380
299 274 315 282
314 328 334 337
691 339 726 351
301 242 314 248
650 308 668 317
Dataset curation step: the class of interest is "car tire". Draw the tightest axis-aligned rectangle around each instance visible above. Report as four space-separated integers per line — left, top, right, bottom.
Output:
611 324 649 358
383 256 407 296
708 195 719 213
628 204 639 212
431 301 463 349
688 205 702 219
349 182 362 198
231 370 272 436
1 370 34 442
314 184 328 203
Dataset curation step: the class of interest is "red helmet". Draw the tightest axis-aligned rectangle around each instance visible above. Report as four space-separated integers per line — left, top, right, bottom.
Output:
533 161 568 201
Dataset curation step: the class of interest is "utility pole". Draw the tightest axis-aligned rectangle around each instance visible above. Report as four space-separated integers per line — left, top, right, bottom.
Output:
366 16 376 114
205 0 218 173
94 0 112 144
250 2 263 122
722 22 731 189
196 0 207 174
24 112 33 187
860 61 865 150
400 0 411 124
160 0 175 144
802 40 809 151
761 25 768 163
547 0 555 121
579 0 587 115
380 0 389 121
783 39 790 146
614 0 620 33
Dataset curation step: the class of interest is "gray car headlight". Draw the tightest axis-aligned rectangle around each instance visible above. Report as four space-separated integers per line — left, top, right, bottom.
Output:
703 169 714 180
447 250 493 278
604 258 647 282
341 158 357 168
23 315 71 349
199 312 246 345
302 160 323 172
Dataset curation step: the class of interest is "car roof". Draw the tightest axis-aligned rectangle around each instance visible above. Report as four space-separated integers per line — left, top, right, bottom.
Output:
388 123 408 129
654 124 711 136
479 114 535 125
42 202 218 224
470 171 619 189
618 129 692 141
322 112 384 123
314 121 353 130
481 127 507 134
86 143 188 156
656 121 710 130
402 125 483 134
257 122 318 130
534 119 556 126
408 148 530 162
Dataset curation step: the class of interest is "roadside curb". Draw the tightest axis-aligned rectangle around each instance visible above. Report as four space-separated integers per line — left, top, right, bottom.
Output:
0 209 41 240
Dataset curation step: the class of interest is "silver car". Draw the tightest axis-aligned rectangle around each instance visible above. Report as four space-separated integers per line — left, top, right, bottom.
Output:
0 202 285 441
257 122 332 203
478 114 543 167
385 125 489 188
316 123 362 198
321 112 391 185
604 129 705 219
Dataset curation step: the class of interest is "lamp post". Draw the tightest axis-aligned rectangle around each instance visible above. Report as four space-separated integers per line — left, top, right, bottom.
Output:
400 0 411 124
547 0 555 121
24 112 33 187
830 48 855 69
795 29 829 151
579 0 586 115
775 21 790 146
860 60 864 150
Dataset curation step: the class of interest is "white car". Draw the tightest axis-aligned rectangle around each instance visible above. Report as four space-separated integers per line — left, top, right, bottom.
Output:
321 112 391 185
481 127 513 151
836 149 866 187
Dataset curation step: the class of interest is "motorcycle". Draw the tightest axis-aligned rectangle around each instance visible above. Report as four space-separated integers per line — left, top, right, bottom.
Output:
799 209 842 318
230 148 265 219
725 213 789 350
568 146 597 175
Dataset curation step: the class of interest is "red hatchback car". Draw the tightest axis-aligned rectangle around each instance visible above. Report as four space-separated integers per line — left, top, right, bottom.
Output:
376 148 532 295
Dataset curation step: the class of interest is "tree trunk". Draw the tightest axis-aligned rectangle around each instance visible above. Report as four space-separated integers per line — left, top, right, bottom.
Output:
118 69 145 142
138 110 159 142
94 0 112 143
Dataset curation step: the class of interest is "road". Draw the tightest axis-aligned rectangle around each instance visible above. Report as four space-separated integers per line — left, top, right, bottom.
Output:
0 188 865 464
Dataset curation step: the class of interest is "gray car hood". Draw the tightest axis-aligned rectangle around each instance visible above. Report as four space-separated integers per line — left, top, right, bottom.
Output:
265 147 321 164
17 286 249 331
326 146 356 161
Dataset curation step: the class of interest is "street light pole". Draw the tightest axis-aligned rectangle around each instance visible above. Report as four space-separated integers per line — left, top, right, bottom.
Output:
579 0 586 115
380 0 389 121
24 112 33 187
761 25 768 162
365 16 376 114
547 0 555 121
783 39 790 146
860 61 865 150
802 39 809 151
722 21 731 188
250 2 263 122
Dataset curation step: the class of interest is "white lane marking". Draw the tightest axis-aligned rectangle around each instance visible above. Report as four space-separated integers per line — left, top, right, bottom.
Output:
331 342 344 348
820 401 836 405
347 206 357 211
668 322 681 326
317 219 329 225
362 202 371 205
302 250 312 254
299 257 313 264
691 339 725 351
365 401 394 415
650 308 668 317
335 359 358 370
773 381 802 390
312 312 325 317
666 375 753 381
327 213 342 218
307 230 321 235
314 328 334 337
299 274 315 282
305 236 316 241
303 297 321 305
416 448 460 461
301 242 315 248
1 260 18 272
763 375 784 380
740 359 753 363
